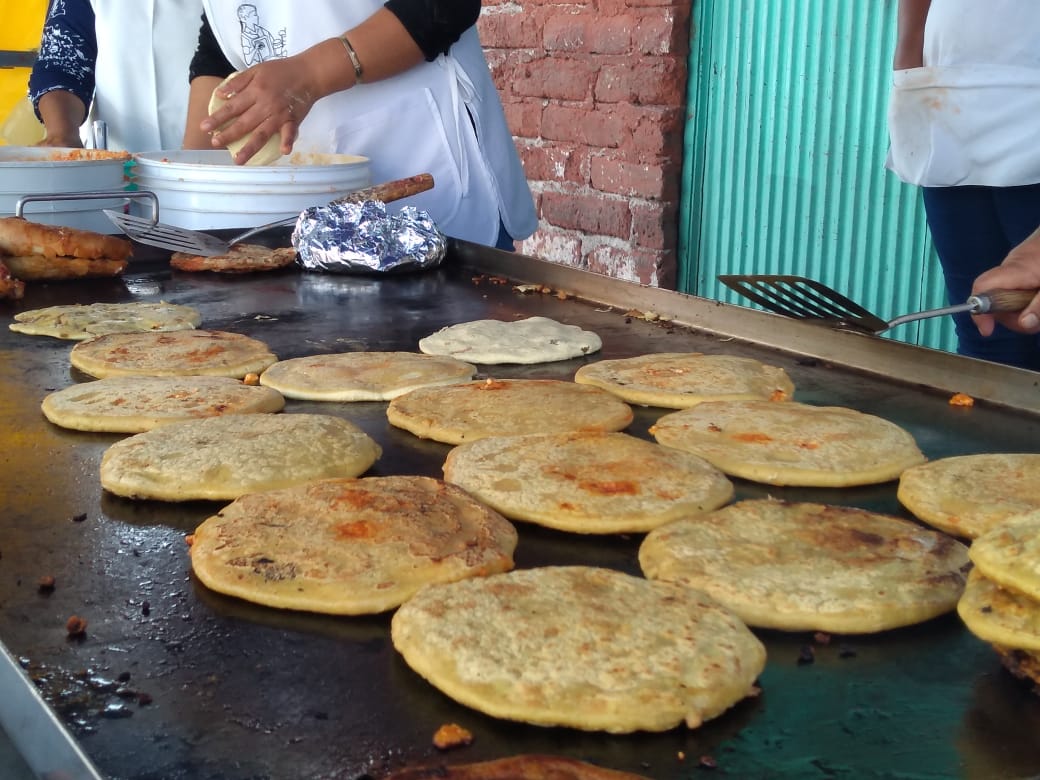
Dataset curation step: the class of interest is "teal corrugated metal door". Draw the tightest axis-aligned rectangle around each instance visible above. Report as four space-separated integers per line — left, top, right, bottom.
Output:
679 0 955 351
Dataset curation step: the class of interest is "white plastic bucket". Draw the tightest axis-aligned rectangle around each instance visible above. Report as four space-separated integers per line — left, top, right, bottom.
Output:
131 150 371 229
0 146 130 233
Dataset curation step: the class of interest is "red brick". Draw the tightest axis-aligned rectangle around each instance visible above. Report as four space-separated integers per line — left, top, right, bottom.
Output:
521 144 589 184
541 104 624 148
654 248 678 288
614 0 684 9
519 229 583 269
591 157 674 199
631 200 679 251
513 57 596 101
503 99 544 138
632 9 689 56
541 192 632 238
625 105 684 156
543 14 589 52
586 16 633 54
585 244 661 285
480 11 524 49
599 58 686 106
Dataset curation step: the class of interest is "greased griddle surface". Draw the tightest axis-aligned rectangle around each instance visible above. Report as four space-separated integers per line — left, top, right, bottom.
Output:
1 245 1039 780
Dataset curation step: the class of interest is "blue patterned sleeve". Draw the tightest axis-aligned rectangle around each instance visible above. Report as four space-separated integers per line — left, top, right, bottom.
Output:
28 0 98 120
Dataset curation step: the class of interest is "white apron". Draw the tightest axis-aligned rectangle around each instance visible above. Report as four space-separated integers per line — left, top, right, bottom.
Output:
199 0 537 244
89 0 203 151
886 0 1040 187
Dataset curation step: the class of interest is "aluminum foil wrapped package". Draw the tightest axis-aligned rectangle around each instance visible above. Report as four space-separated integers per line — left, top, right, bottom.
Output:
292 200 447 274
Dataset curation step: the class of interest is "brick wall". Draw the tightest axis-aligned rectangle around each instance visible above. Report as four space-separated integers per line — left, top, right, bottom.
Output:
479 0 691 288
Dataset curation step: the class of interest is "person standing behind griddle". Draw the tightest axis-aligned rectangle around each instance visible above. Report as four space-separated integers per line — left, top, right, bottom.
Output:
181 1 537 250
886 0 1040 370
29 0 205 151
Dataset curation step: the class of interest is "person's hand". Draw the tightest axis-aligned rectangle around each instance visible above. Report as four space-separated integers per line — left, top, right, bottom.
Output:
200 57 317 164
972 227 1040 336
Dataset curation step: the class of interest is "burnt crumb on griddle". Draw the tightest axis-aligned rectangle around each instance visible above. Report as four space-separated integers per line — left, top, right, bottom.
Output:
117 671 131 682
66 615 88 639
797 645 815 665
137 692 153 706
71 512 87 523
838 644 858 659
38 575 56 594
141 600 151 616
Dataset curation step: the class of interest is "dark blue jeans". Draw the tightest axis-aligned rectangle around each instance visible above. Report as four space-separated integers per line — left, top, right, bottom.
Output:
923 184 1040 370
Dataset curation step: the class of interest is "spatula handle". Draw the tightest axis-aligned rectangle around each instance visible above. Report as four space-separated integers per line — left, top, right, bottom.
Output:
329 173 434 207
971 289 1039 313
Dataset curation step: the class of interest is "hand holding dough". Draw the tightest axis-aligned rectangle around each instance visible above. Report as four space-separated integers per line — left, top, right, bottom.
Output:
209 72 284 166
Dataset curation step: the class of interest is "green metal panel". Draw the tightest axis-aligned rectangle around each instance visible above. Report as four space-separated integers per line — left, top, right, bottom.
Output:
679 0 956 351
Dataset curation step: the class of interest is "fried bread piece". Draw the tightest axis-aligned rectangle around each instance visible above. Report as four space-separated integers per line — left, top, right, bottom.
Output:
0 216 130 260
170 244 297 273
382 755 653 780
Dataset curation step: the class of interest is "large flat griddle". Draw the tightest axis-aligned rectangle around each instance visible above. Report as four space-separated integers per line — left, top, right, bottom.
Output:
1 239 1039 780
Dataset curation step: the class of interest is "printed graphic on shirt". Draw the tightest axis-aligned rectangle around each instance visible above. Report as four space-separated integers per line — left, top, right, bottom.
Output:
29 0 93 106
237 4 287 65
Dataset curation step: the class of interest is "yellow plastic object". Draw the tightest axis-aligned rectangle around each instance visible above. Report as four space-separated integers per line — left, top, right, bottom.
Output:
0 0 48 145
0 97 45 145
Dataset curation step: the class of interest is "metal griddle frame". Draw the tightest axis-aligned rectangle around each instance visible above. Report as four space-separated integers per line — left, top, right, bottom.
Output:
0 238 1038 780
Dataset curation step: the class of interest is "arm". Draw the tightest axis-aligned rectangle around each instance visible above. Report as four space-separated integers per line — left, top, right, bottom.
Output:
971 226 1040 335
197 0 480 165
183 13 233 150
28 0 98 147
385 0 482 61
893 0 930 70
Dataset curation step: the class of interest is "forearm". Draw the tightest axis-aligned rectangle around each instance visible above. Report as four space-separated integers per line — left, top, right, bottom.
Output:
894 0 931 69
183 76 222 149
302 9 426 99
36 90 88 147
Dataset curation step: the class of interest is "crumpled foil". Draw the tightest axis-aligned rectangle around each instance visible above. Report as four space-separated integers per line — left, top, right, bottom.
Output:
291 200 447 274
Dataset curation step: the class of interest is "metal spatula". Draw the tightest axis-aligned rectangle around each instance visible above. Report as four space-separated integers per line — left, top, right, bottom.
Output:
104 172 434 256
718 274 1037 335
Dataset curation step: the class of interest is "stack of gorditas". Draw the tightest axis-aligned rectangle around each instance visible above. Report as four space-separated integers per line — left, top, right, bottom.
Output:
958 509 1040 690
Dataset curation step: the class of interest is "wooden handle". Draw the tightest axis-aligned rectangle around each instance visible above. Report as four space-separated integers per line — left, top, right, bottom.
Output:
975 288 1039 313
329 173 434 207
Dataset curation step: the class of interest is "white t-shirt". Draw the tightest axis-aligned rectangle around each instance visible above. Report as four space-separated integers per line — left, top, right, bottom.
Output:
887 0 1040 187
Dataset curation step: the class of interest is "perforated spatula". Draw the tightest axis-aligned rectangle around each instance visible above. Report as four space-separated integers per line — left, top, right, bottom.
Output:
718 274 1037 335
104 172 434 256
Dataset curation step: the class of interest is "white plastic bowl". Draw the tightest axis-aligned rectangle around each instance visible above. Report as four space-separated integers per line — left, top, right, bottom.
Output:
0 146 131 233
131 150 371 229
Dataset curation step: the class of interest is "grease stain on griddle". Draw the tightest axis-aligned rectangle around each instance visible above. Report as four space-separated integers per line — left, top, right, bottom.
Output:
20 658 153 735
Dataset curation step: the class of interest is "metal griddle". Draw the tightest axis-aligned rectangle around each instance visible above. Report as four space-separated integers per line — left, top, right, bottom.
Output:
1 237 1040 780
